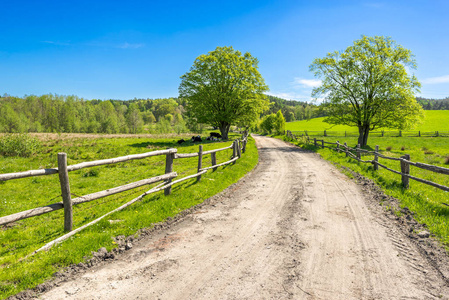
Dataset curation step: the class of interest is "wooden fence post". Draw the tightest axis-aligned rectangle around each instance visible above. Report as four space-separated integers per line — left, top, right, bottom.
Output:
233 141 238 164
242 138 247 153
237 140 242 158
336 141 340 153
314 138 317 147
373 145 379 171
345 131 347 137
344 142 348 157
418 131 421 137
356 144 361 159
399 130 402 137
400 154 410 188
58 153 73 232
436 131 439 137
211 152 217 171
197 145 203 182
164 151 175 195
324 130 327 137
321 140 324 149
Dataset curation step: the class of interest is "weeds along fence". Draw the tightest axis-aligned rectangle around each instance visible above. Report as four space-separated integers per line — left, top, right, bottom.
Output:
286 130 449 192
0 135 249 254
290 130 449 138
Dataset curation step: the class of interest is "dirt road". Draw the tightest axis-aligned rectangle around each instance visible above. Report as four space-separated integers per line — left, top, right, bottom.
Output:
40 135 448 299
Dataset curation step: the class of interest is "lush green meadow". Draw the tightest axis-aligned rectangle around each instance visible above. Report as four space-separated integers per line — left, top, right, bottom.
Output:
284 134 449 249
0 132 258 299
286 110 449 135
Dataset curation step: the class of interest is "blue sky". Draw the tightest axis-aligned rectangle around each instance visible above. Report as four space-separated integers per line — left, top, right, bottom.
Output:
1 0 449 101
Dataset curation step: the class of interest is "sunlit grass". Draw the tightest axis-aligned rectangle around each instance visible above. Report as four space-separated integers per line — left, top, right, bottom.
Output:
286 110 449 135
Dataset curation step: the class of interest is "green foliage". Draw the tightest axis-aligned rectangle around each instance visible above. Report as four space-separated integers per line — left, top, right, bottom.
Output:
179 46 269 139
417 97 449 110
259 114 275 134
274 110 286 134
0 134 41 157
0 95 189 135
126 103 144 134
0 133 258 299
310 36 424 147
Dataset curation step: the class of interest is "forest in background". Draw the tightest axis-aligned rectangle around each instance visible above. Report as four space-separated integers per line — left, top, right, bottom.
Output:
0 93 446 134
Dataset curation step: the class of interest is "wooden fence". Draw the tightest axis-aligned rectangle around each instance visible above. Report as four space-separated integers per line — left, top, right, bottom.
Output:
0 135 249 254
289 130 449 138
286 130 449 192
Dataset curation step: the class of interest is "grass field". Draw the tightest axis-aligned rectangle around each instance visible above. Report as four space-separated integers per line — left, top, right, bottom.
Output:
0 132 258 299
286 110 449 135
283 134 449 250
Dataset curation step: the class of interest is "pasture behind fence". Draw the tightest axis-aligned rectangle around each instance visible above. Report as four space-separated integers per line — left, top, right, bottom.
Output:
286 130 449 192
0 134 249 254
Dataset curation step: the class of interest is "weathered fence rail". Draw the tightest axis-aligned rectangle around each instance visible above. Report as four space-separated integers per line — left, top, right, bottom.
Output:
289 130 449 138
286 130 449 192
0 134 249 253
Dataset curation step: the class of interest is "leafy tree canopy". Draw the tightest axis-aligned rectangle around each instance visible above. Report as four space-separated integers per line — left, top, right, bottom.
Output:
179 46 269 139
310 35 423 147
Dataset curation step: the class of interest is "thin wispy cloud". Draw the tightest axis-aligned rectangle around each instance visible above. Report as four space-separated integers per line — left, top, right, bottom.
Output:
42 41 71 46
293 78 322 88
422 75 449 84
118 42 144 49
267 91 316 102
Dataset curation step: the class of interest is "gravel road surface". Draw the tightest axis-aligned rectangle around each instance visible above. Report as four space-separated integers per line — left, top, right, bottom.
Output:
39 135 448 300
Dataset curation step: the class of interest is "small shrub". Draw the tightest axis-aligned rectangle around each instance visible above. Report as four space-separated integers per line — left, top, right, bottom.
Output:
82 168 100 177
386 146 392 151
401 146 405 151
0 134 41 157
444 155 449 165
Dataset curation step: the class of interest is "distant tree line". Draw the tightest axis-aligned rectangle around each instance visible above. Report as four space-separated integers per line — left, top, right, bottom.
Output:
416 97 449 110
0 94 188 134
262 95 325 122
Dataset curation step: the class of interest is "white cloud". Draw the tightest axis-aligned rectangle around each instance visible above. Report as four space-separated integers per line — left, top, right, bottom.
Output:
42 41 71 46
266 91 321 103
422 75 449 84
293 78 322 88
118 42 144 49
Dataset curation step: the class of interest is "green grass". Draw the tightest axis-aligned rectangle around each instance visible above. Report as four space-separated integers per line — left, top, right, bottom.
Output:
0 133 258 299
284 134 449 249
286 110 449 136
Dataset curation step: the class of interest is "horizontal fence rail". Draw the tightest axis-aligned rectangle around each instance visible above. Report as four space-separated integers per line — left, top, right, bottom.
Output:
1 134 249 254
288 130 449 138
286 130 449 192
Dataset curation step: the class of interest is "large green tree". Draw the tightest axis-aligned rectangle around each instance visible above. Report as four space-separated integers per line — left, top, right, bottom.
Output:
179 46 269 140
310 36 423 147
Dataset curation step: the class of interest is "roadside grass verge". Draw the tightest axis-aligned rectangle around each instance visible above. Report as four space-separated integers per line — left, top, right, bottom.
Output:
284 135 449 249
0 133 258 299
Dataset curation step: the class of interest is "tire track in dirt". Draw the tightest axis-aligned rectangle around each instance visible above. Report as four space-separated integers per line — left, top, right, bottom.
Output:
36 135 448 300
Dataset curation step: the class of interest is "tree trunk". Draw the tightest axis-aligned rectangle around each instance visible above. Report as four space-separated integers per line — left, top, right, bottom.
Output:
357 125 370 147
219 123 231 140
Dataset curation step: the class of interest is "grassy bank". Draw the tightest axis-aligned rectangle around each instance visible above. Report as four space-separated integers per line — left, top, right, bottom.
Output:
0 133 259 299
284 134 449 249
286 110 449 134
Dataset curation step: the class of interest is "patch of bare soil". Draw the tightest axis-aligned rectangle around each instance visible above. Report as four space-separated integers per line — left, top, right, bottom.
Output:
9 135 449 300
